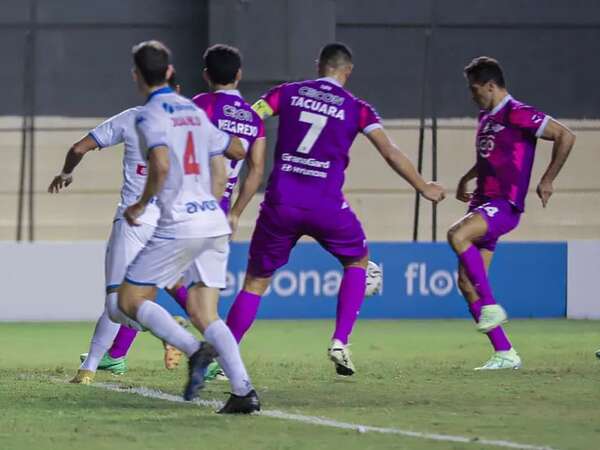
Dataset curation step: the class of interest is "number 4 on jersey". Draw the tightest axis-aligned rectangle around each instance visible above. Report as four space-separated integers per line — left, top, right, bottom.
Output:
184 131 200 175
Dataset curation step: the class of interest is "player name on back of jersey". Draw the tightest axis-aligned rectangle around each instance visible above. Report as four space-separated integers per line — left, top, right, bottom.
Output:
290 85 346 120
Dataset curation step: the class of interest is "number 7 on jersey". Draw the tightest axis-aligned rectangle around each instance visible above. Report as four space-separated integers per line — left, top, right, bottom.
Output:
297 111 327 154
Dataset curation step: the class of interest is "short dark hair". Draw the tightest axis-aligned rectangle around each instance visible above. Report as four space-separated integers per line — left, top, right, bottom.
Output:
203 44 242 85
318 42 353 69
132 40 171 87
464 56 506 88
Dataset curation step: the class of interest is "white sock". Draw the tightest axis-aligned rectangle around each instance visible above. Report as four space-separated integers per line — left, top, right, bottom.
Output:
204 320 253 396
80 309 120 371
106 292 144 331
136 301 200 357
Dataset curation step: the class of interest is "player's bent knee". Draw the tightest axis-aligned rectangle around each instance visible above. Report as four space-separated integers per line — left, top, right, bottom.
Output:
243 275 271 295
344 254 369 269
447 225 467 250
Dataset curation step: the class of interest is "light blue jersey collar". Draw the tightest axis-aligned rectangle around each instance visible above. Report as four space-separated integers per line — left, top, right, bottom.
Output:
146 86 174 103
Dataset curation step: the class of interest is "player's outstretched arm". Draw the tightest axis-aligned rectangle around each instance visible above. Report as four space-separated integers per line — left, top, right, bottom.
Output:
47 135 98 193
210 154 228 202
224 136 246 161
228 138 266 236
456 164 478 203
536 119 576 208
366 128 446 203
124 146 169 226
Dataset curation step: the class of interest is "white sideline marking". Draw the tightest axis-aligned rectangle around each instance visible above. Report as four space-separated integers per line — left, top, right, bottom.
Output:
76 381 557 450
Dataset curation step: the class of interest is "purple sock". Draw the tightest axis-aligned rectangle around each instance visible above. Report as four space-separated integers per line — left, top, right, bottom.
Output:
459 245 495 304
468 299 512 352
332 266 367 345
173 285 188 311
108 325 138 359
226 290 261 343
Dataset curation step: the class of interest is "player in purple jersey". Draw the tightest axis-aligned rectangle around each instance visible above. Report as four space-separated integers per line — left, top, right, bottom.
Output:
189 44 267 381
193 44 266 234
447 57 576 370
226 43 445 376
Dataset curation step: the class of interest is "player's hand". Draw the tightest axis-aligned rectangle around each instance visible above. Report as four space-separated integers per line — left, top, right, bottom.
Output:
47 173 73 193
421 182 446 203
456 177 473 203
227 213 240 239
537 178 554 208
124 202 145 226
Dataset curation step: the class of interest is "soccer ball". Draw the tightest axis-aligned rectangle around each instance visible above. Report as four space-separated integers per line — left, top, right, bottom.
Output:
365 261 382 297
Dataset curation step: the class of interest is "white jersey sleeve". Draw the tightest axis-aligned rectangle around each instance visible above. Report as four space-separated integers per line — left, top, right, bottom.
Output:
135 107 170 159
205 116 231 157
90 108 138 149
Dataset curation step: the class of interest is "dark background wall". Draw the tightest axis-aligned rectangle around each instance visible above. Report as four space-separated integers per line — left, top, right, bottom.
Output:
2 0 599 118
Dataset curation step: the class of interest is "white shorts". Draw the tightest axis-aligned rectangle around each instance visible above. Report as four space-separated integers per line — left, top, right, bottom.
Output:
124 235 229 289
105 219 155 291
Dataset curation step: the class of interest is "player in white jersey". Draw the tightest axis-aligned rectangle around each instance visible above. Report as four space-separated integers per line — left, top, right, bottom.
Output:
49 77 190 383
107 41 259 413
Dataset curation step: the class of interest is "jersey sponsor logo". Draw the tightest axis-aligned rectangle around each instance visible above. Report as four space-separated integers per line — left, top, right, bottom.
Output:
185 200 220 214
280 162 328 179
162 102 196 114
298 86 345 106
162 102 175 113
290 96 345 120
531 113 543 124
136 164 148 176
481 121 505 134
281 152 331 169
171 116 202 127
477 135 495 158
223 105 254 122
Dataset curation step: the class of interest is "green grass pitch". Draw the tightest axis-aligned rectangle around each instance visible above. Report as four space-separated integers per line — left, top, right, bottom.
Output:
0 320 599 450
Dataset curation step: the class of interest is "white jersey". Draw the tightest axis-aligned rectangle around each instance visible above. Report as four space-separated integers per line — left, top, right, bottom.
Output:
89 107 160 226
135 87 231 239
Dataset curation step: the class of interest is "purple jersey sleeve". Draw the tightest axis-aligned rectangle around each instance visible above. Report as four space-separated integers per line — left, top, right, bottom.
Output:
508 105 550 138
261 84 284 116
192 93 216 120
357 99 382 134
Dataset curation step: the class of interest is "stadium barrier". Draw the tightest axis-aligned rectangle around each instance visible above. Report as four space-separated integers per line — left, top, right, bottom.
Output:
567 241 600 319
0 241 582 321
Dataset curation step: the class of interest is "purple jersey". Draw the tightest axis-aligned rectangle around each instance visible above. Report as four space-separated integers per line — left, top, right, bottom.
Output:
192 90 265 213
472 95 550 212
258 77 382 210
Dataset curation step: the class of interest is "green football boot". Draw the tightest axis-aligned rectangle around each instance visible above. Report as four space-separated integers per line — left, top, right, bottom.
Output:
79 352 128 375
204 360 228 381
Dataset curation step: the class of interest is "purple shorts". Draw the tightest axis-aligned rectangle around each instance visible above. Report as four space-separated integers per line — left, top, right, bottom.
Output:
469 199 521 252
247 202 368 277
